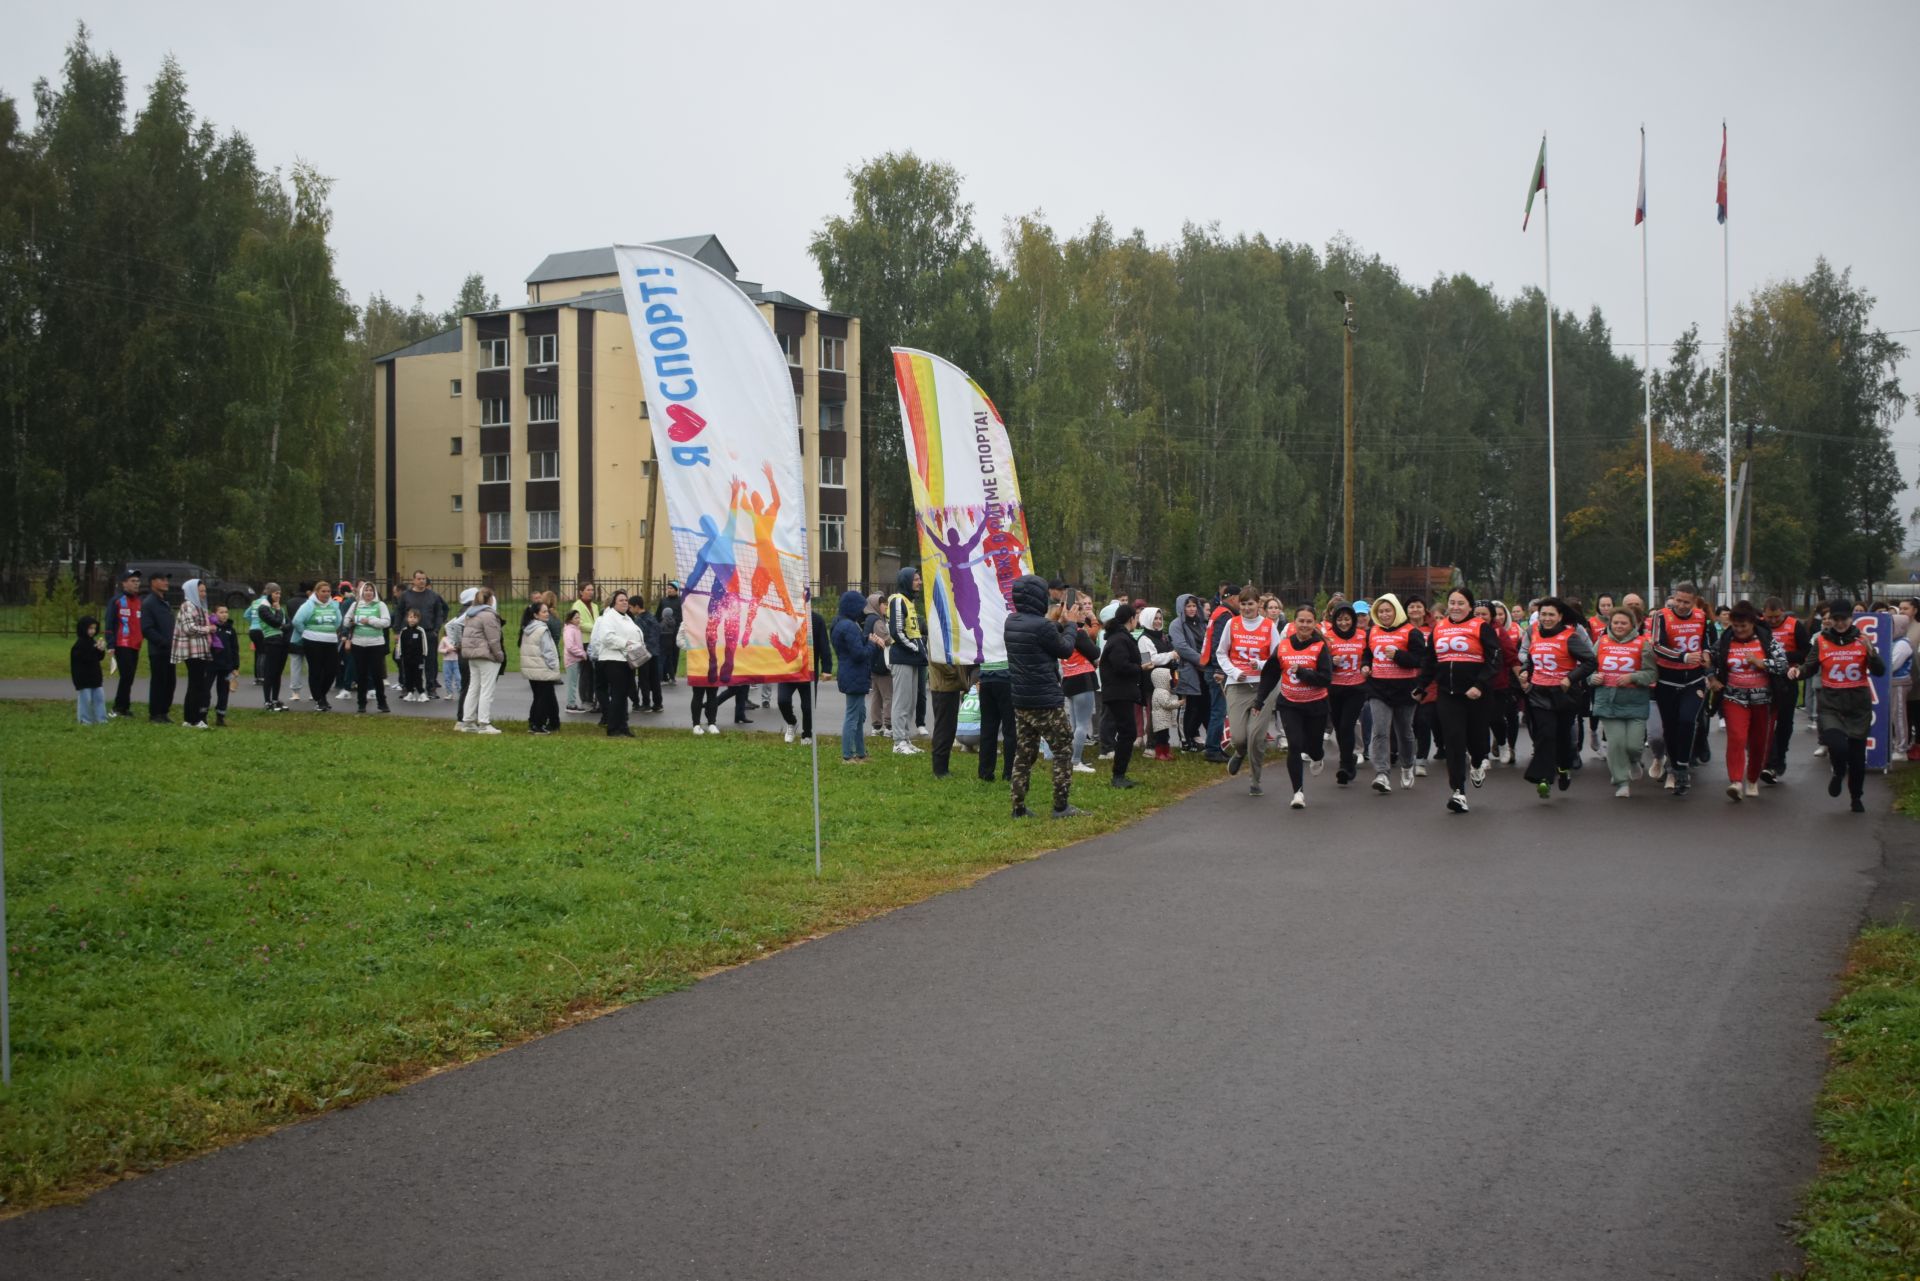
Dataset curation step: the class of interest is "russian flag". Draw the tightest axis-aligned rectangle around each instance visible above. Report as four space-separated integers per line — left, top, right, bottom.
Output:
1635 128 1647 226
1715 124 1727 225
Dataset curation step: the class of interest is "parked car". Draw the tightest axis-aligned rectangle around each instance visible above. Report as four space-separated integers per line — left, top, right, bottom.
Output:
118 560 256 610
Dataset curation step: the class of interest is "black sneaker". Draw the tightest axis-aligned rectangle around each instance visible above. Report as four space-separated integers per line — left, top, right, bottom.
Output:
1850 797 1866 813
1204 751 1229 765
1111 776 1136 789
1759 769 1778 785
1050 804 1088 819
1012 806 1033 819
1227 753 1244 775
1335 768 1352 786
1828 773 1845 798
1556 770 1571 792
1248 784 1263 797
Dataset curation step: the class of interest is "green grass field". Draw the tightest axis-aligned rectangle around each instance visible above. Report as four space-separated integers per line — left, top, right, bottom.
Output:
0 700 1215 1210
1791 766 1920 1279
0 634 71 681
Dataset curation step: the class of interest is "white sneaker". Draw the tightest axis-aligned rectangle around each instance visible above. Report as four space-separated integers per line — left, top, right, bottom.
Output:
439 691 454 701
1414 763 1428 777
477 723 501 735
1726 782 1743 802
1504 746 1516 765
1648 754 1665 779
1664 773 1677 791
707 723 721 735
1309 757 1324 777
1371 773 1391 794
1072 762 1096 774
456 722 473 732
1631 758 1646 781
893 740 918 755
289 691 302 701
1290 790 1306 809
1813 744 1829 758
692 726 704 737
1470 762 1487 787
784 726 796 744
1400 767 1415 789
799 736 812 745
1614 783 1630 798
1447 791 1469 813
1744 781 1760 798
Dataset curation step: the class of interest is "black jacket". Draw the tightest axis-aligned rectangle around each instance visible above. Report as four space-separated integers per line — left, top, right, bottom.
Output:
810 608 833 677
1097 622 1145 705
1255 629 1335 705
140 590 174 650
71 619 106 690
213 618 242 674
257 603 288 651
1421 618 1501 696
1004 574 1077 709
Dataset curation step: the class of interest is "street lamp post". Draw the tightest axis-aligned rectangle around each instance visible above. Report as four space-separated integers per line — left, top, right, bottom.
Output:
1335 291 1357 600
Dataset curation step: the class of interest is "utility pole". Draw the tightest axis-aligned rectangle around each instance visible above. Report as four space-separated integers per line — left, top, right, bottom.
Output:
1336 290 1357 599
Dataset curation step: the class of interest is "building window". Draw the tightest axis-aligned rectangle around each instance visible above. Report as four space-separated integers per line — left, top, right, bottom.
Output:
819 455 845 488
819 514 846 553
450 436 464 455
527 510 560 544
640 460 656 477
480 338 509 370
484 511 510 544
819 400 846 431
526 333 557 366
637 519 649 539
451 552 464 569
793 392 804 425
778 332 801 366
528 392 558 424
528 450 558 480
450 378 462 397
481 453 510 483
451 494 464 513
820 335 845 372
480 397 508 426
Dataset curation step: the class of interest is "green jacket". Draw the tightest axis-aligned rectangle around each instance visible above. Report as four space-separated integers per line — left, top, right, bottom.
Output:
1588 636 1655 719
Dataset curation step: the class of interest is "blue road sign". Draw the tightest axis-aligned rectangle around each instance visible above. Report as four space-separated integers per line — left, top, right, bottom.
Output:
333 522 346 546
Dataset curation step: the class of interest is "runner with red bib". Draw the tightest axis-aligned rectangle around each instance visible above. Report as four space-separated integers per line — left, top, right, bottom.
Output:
1759 596 1808 782
1708 601 1788 802
1519 597 1598 800
1323 603 1370 786
1363 593 1427 794
1799 598 1885 812
1216 586 1281 795
1421 588 1500 814
1253 604 1334 809
1647 583 1712 797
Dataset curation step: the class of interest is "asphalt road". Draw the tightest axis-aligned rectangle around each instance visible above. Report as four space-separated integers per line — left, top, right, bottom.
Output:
0 720 1896 1279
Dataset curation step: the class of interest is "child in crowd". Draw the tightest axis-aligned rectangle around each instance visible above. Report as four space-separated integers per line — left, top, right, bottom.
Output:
438 624 463 701
212 604 241 726
563 608 587 711
397 608 430 701
71 615 107 724
1150 664 1180 762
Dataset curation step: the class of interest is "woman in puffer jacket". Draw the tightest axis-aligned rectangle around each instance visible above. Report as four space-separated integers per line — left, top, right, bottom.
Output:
519 601 563 735
456 588 506 734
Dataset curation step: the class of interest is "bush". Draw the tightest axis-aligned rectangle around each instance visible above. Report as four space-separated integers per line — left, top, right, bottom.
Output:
29 568 81 635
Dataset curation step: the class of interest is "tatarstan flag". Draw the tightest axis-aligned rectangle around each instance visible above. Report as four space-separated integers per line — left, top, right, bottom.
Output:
1523 136 1547 230
1715 123 1728 224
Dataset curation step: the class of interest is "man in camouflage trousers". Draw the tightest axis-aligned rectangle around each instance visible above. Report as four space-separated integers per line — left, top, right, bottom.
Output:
1002 573 1095 820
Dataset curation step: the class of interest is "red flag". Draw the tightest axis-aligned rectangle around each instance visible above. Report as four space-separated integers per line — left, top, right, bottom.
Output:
1715 124 1727 225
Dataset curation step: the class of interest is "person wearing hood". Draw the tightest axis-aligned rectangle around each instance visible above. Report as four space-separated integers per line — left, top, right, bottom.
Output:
519 600 564 734
1097 603 1146 788
887 567 929 754
832 589 887 762
1323 603 1370 785
1135 606 1180 761
1253 604 1335 808
1004 574 1091 819
71 615 108 725
141 570 177 723
1422 588 1501 814
630 594 664 714
865 592 893 735
1799 599 1885 812
456 587 505 734
1363 593 1427 794
171 577 216 729
346 581 393 714
1518 597 1598 800
1170 594 1210 753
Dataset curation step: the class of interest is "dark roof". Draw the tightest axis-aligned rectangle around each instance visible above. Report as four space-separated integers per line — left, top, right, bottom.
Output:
526 234 740 285
372 328 461 363
750 288 823 311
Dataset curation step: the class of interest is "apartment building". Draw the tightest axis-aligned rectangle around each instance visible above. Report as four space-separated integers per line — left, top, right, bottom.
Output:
372 234 862 593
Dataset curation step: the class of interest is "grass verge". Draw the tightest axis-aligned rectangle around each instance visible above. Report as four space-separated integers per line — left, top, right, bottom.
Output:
0 699 1214 1211
1790 770 1920 1279
0 634 74 681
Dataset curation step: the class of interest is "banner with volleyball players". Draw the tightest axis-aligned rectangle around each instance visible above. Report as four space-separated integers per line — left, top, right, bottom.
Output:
890 348 1033 664
614 244 810 686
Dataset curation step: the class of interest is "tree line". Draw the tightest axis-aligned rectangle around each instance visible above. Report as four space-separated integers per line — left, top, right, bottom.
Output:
0 29 491 593
813 153 1911 604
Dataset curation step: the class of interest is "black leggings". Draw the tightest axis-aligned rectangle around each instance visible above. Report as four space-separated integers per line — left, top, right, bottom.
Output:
1328 685 1366 776
1491 691 1521 752
303 640 339 708
1276 700 1329 790
1435 689 1491 792
1524 702 1578 784
1821 728 1868 799
690 685 721 726
1103 698 1137 778
778 680 814 738
637 659 663 710
529 681 560 731
597 661 631 734
260 645 287 704
1181 686 1209 747
1414 701 1438 760
352 647 388 711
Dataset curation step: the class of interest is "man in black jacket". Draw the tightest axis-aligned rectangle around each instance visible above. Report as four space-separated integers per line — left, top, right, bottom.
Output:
141 572 177 723
1760 596 1807 783
396 571 448 697
1004 574 1092 820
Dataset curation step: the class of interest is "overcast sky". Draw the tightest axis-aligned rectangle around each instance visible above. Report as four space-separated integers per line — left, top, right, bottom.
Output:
9 0 1918 552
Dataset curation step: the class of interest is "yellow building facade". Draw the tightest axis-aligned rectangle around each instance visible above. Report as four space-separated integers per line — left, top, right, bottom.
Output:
372 235 863 596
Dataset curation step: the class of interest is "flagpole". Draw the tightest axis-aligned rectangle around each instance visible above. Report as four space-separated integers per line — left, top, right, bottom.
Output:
1721 120 1734 606
1642 125 1656 609
1543 133 1559 597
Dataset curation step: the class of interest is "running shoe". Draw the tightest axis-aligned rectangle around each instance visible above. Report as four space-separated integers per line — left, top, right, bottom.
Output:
1289 791 1305 809
1447 791 1469 813
1372 773 1391 794
1726 782 1742 802
1614 783 1630 798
